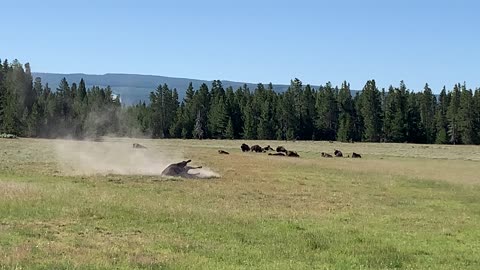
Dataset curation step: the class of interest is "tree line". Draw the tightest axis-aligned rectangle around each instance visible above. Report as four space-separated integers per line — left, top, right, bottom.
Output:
1 58 480 144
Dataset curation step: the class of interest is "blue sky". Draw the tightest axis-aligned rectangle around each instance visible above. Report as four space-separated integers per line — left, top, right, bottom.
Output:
3 0 479 92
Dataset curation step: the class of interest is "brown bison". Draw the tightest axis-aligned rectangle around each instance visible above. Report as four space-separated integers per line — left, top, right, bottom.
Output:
241 143 250 152
161 160 202 179
250 145 263 153
286 150 300 157
263 145 274 152
133 143 147 149
268 152 286 156
352 152 362 158
334 149 343 157
321 152 333 158
218 150 229 155
276 146 287 153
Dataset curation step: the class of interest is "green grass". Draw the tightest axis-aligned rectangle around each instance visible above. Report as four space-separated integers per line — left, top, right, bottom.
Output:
1 138 480 269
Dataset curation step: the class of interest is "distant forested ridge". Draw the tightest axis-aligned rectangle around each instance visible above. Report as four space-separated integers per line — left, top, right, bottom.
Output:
32 72 319 105
2 58 480 144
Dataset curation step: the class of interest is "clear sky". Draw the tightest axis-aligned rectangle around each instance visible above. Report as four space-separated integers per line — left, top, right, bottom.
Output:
3 0 479 92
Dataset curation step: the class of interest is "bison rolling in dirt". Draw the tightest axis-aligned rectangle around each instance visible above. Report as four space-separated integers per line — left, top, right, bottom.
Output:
161 160 203 179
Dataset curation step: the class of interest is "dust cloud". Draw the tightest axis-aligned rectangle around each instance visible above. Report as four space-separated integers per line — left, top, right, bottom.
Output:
54 139 219 178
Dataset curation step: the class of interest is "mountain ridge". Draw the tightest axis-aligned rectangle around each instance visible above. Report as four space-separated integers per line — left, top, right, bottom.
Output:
32 72 355 105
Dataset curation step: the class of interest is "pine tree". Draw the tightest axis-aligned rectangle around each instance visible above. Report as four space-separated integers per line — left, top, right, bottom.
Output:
360 80 382 142
406 92 424 143
2 61 20 134
315 82 338 140
0 59 5 129
383 86 395 141
149 84 177 138
242 98 256 139
225 86 242 138
181 82 196 138
458 84 476 144
208 95 228 138
193 110 204 139
256 84 277 140
420 83 437 143
301 84 316 140
170 103 185 138
435 87 449 144
192 83 210 137
225 117 234 139
447 84 461 144
474 89 480 144
26 101 40 137
337 81 355 142
389 81 408 142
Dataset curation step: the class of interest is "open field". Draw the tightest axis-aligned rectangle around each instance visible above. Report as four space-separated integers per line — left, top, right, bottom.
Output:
1 138 480 269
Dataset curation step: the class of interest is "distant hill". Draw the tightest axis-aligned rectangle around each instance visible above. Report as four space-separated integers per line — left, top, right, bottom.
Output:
32 72 358 105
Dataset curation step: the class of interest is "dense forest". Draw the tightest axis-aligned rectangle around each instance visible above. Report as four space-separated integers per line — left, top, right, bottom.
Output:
1 58 480 144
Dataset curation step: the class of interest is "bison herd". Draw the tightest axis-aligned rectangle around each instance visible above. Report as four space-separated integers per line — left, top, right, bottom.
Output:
131 140 364 179
322 149 362 158
238 143 300 157
234 144 361 159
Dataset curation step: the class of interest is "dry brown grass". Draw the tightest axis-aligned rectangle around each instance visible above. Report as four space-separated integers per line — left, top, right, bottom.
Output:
1 138 480 269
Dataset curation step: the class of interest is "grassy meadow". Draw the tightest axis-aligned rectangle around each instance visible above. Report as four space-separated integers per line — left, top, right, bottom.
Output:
1 138 480 269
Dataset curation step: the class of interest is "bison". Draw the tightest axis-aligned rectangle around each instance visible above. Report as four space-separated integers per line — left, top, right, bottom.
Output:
161 160 202 179
276 146 287 153
334 149 343 157
263 145 274 152
321 152 333 158
268 152 286 156
352 152 362 158
286 150 300 157
250 145 263 153
133 143 147 149
218 150 229 155
241 143 250 152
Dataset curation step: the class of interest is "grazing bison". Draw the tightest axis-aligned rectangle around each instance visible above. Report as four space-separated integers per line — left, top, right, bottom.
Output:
263 145 274 152
286 150 300 157
352 152 362 158
241 143 250 152
250 145 263 153
161 160 202 179
268 152 286 156
133 143 147 149
218 150 229 155
276 146 287 153
334 149 343 157
321 152 333 158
